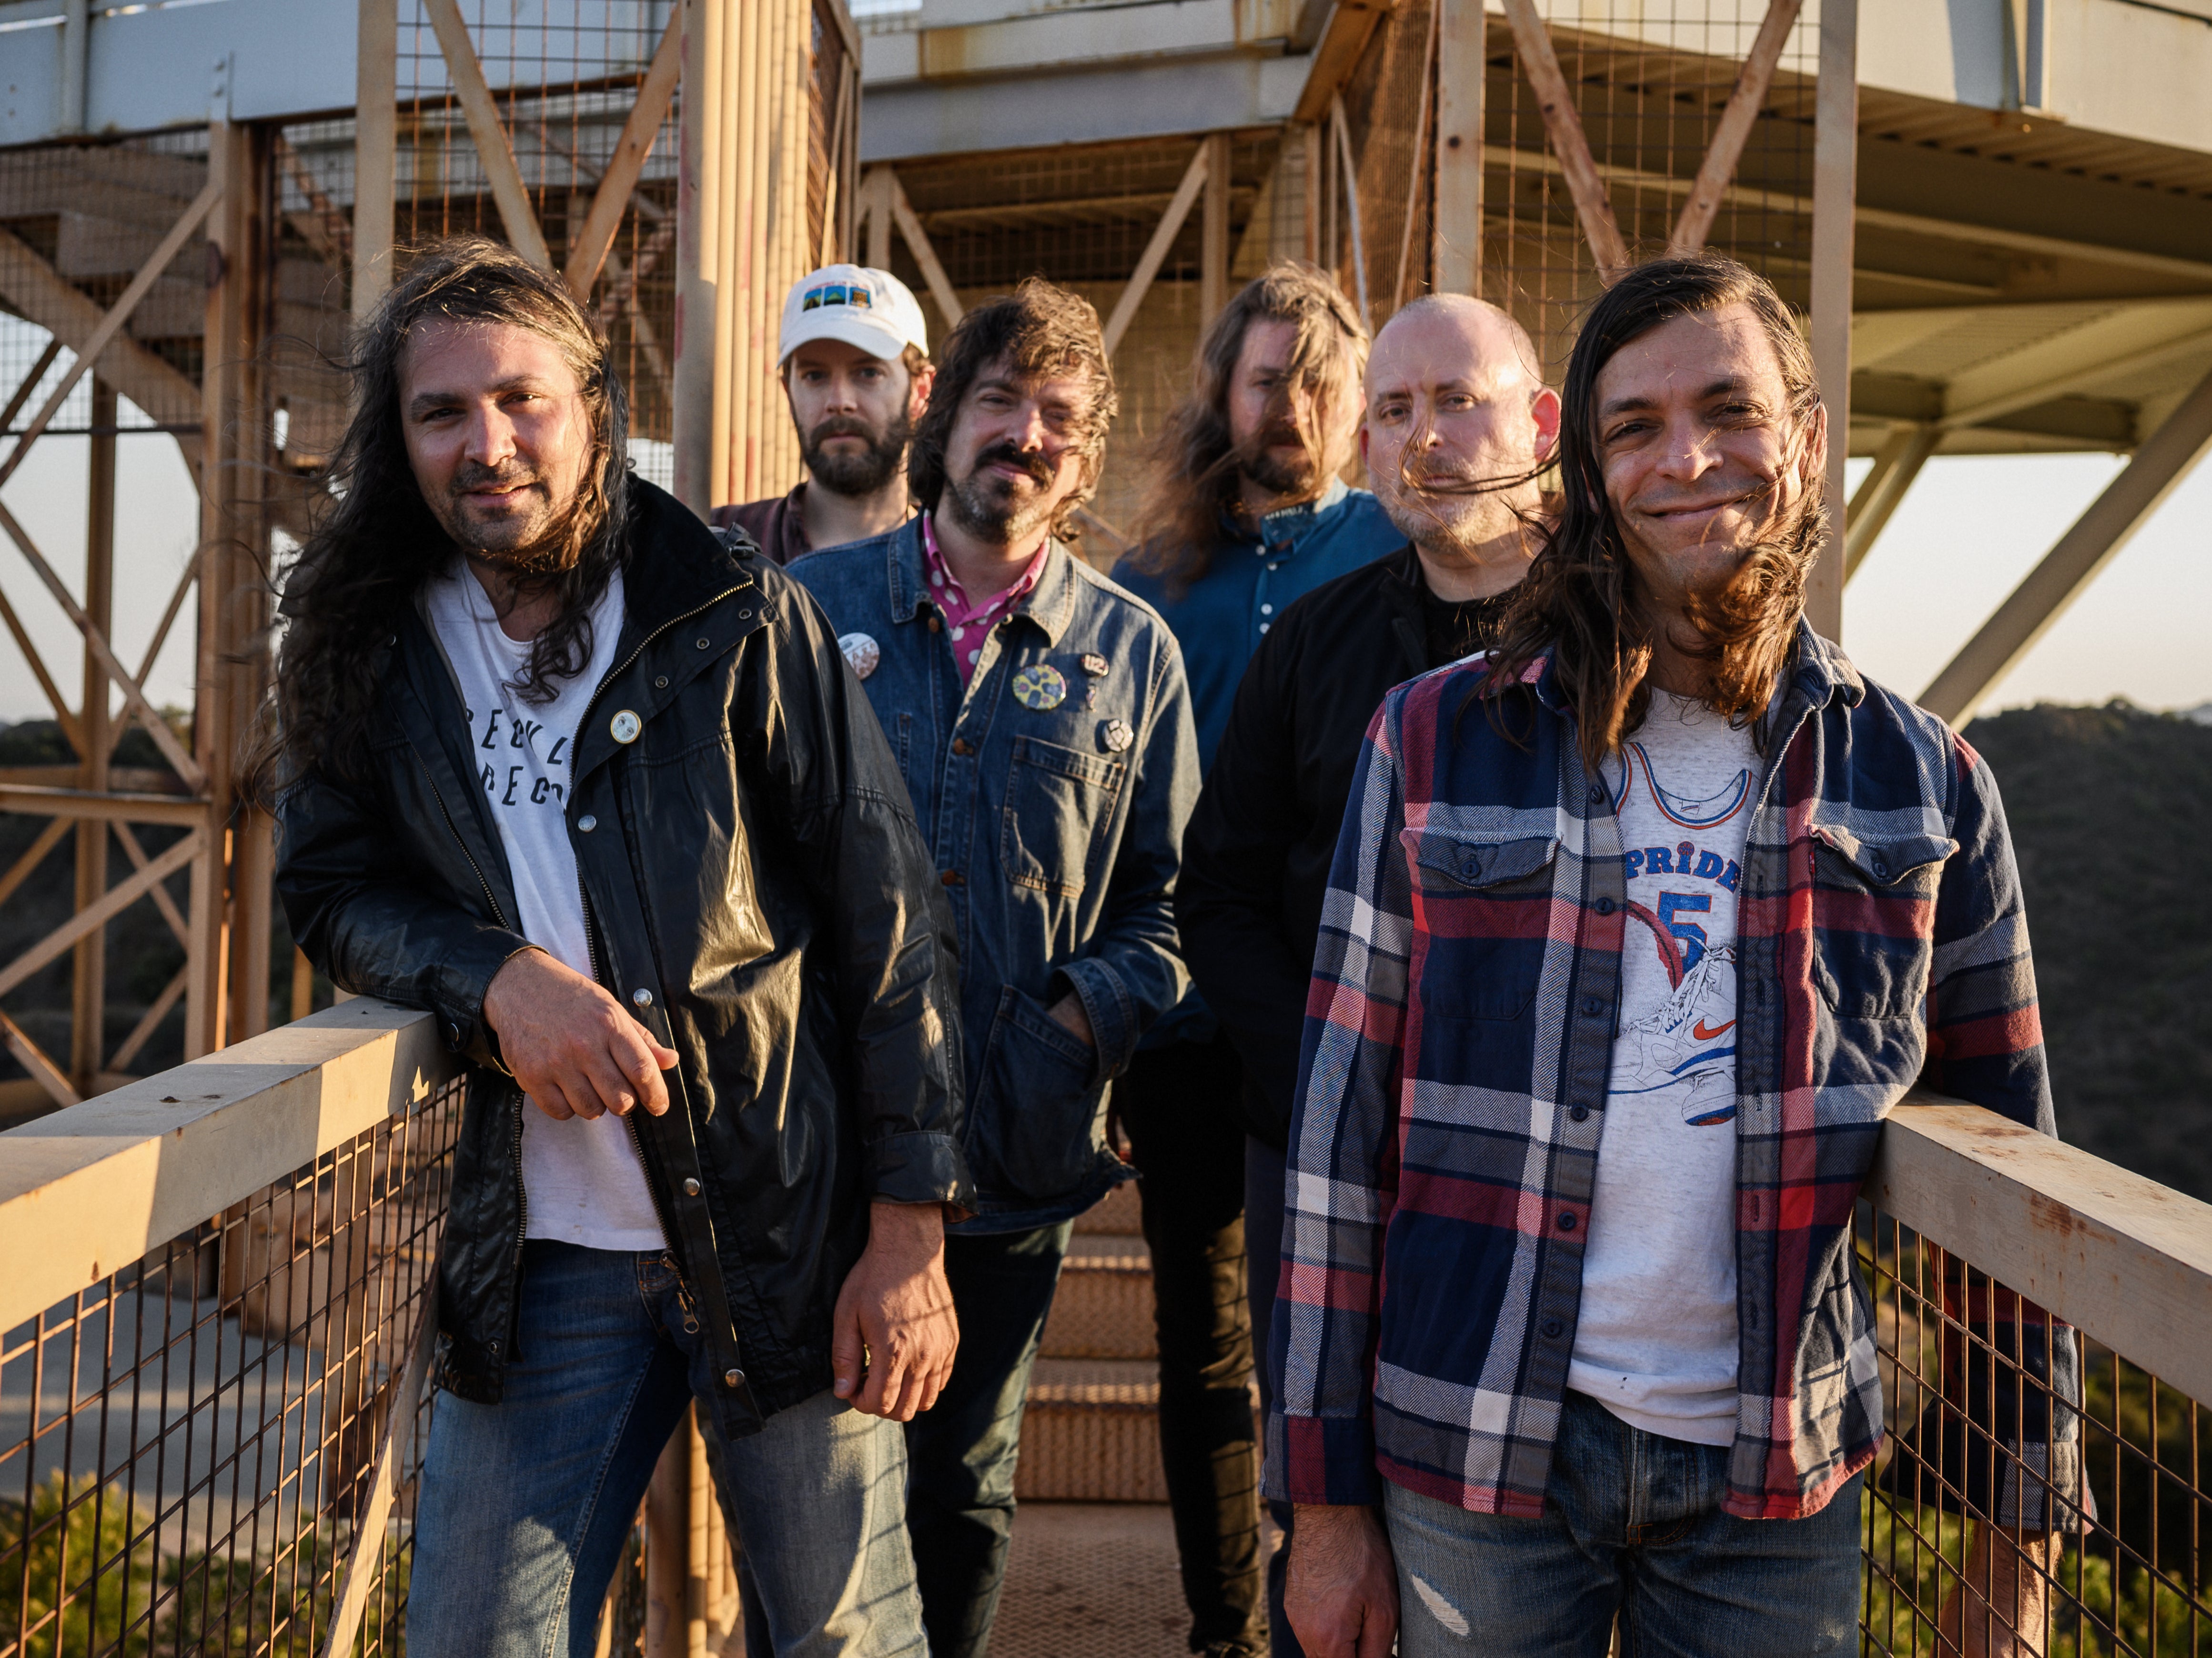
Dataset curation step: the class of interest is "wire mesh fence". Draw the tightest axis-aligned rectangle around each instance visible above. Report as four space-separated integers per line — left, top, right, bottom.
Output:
1859 1201 2211 1656
0 1073 462 1657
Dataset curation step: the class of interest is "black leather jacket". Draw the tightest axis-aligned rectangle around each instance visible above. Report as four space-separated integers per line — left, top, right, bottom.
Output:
274 481 973 1439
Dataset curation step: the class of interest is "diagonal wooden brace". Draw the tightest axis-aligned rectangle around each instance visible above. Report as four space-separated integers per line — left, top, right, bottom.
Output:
1102 143 1210 357
0 1008 79 1109
424 0 554 271
1668 0 1806 256
1499 0 1628 281
0 826 203 1002
564 8 683 301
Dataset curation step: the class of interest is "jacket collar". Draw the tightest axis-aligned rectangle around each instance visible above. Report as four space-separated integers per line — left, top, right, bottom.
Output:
1224 475 1353 548
885 512 1081 647
616 478 759 651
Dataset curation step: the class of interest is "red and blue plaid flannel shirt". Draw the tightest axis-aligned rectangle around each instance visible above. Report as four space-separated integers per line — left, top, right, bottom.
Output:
1265 625 2081 1523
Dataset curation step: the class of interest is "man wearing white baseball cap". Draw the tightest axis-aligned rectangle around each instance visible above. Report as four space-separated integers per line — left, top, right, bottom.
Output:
714 264 935 563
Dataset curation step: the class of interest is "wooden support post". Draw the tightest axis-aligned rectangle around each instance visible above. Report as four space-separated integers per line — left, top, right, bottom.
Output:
864 168 893 271
1201 132 1231 324
887 172 964 333
354 0 398 317
1499 0 1626 280
1432 0 1483 296
1667 0 1805 256
644 1414 690 1658
1331 93 1369 326
1301 123 1322 267
1919 364 2212 727
1844 422 1938 578
70 380 117 1095
1392 0 1440 313
1804 0 1857 642
672 0 720 517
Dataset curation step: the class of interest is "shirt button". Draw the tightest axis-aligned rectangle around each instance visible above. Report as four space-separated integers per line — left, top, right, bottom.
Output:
1594 896 1614 915
1557 1212 1577 1231
928 617 942 633
1569 1104 1590 1122
683 1177 702 1196
578 814 597 832
1589 783 1606 803
951 738 974 756
1261 603 1273 615
1581 996 1604 1017
1872 857 1889 878
941 870 964 887
1259 623 1270 635
1458 853 1482 880
1541 1318 1563 1339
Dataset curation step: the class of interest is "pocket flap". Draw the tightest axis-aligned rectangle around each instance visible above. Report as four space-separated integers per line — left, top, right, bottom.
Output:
1403 829 1560 892
1811 827 1955 886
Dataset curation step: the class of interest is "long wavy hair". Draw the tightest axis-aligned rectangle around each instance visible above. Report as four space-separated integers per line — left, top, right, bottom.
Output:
1130 261 1366 588
1484 254 1826 774
907 277 1118 545
254 236 630 799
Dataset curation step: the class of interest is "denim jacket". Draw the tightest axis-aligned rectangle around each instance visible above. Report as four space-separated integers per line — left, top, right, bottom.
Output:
790 519 1200 1231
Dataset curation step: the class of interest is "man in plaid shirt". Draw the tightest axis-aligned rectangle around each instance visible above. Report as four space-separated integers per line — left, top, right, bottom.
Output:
1269 256 2081 1657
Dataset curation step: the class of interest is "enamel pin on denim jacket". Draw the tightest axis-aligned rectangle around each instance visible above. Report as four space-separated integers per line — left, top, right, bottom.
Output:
791 518 1201 1232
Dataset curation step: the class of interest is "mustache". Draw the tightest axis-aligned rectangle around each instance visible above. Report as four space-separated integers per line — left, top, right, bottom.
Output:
971 442 1055 488
808 415 884 446
450 459 545 495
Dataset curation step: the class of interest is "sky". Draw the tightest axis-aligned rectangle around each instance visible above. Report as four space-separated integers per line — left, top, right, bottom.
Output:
0 423 2206 732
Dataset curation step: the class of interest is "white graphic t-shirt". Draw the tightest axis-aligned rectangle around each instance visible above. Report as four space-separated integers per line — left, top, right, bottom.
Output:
1568 692 1757 1446
424 559 666 1252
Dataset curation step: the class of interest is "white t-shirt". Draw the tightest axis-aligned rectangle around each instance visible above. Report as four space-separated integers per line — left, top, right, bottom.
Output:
1568 692 1757 1446
424 559 667 1253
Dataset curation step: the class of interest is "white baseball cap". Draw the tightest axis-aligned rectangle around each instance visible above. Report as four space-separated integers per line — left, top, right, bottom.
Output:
778 265 929 368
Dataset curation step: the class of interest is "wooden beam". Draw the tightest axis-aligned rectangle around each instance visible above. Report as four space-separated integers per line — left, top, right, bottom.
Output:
564 8 684 301
0 217 209 450
0 580 81 750
1498 0 1626 280
1667 0 1805 256
1844 421 1937 577
113 822 192 948
862 166 893 271
423 0 555 272
354 0 398 317
1920 362 2212 726
1943 324 2212 433
0 828 203 1004
0 1008 80 1111
1103 143 1210 358
1431 0 1482 295
0 817 70 912
887 171 965 332
0 785 211 827
1293 0 1391 126
1201 132 1232 324
320 1291 438 1658
820 56 855 268
0 500 205 792
1804 0 1857 642
1331 93 1370 325
1391 0 1440 313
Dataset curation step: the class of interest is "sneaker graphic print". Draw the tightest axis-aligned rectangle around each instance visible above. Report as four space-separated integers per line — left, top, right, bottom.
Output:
1607 726 1752 1129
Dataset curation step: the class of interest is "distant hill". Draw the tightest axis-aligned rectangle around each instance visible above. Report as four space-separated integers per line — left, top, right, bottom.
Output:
1969 702 2212 1200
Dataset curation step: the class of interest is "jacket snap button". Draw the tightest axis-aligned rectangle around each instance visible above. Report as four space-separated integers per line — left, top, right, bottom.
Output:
683 1177 702 1196
724 1368 745 1389
578 814 596 832
696 637 711 650
1541 1318 1562 1338
633 988 654 1007
738 609 753 620
655 675 669 689
1594 896 1614 915
1557 1212 1577 1231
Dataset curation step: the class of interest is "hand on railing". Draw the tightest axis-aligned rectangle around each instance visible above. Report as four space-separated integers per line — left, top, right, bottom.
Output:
1939 1525 2060 1657
484 946 679 1119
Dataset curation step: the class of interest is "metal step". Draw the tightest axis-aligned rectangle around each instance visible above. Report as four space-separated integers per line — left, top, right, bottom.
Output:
1042 1232 1157 1360
1015 1359 1167 1503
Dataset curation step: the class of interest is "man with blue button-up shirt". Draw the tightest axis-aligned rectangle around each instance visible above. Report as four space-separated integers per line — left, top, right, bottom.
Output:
791 278 1199 1658
1109 262 1402 1658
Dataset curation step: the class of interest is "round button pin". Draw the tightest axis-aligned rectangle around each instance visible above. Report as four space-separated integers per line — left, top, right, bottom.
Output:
609 709 642 744
837 632 880 681
1100 719 1134 754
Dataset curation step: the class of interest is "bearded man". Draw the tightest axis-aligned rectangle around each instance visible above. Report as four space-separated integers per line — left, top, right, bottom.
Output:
714 264 934 562
1271 255 2084 1658
267 238 970 1657
1105 261 1403 1658
1176 293 1557 1658
791 278 1198 1658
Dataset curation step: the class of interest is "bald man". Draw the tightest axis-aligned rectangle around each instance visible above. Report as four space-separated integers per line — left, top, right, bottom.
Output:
1174 295 1558 1656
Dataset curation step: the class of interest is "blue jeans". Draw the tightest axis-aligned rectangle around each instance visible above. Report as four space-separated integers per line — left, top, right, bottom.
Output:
903 1222 1072 1658
1381 1390 1863 1658
407 1241 926 1658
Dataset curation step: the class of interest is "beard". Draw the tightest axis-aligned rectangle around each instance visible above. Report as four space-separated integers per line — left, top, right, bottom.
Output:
803 408 911 498
943 442 1061 545
1234 422 1323 499
1375 461 1524 556
429 458 595 579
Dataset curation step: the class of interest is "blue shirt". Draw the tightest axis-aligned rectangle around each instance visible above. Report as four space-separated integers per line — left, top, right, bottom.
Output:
1110 478 1404 773
790 519 1200 1232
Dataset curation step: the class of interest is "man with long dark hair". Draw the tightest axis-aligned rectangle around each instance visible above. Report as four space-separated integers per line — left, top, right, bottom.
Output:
1177 293 1557 1656
792 277 1198 1658
265 236 970 1656
1104 261 1403 1658
1272 255 2081 1657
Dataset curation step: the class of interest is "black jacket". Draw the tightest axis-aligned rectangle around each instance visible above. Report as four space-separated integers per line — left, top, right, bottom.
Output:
275 480 972 1439
1176 545 1510 1146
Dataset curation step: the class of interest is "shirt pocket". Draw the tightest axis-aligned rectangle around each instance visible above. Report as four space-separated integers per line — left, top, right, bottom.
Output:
1399 828 1560 1021
1808 828 1954 1020
998 735 1126 899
